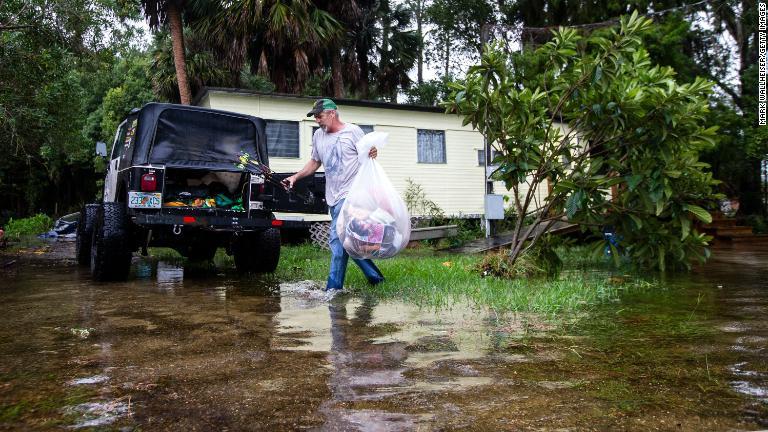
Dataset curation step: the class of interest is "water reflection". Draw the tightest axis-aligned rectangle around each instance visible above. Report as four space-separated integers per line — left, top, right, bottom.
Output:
321 297 421 430
134 260 153 279
156 261 184 288
134 260 186 292
272 287 540 430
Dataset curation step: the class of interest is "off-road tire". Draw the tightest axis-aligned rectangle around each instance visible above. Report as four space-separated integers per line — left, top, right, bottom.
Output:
233 228 281 273
90 202 133 281
75 204 100 265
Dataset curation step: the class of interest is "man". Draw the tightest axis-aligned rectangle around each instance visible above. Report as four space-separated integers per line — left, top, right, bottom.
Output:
282 98 384 293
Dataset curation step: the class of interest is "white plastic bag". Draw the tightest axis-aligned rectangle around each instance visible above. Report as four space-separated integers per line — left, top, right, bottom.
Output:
337 132 411 259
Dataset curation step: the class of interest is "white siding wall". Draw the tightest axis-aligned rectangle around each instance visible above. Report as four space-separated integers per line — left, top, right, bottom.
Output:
205 91 501 217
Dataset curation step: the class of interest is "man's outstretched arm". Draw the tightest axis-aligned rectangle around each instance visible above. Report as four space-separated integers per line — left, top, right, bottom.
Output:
282 159 321 189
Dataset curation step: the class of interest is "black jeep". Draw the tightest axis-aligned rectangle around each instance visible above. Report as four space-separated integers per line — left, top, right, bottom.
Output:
76 103 326 281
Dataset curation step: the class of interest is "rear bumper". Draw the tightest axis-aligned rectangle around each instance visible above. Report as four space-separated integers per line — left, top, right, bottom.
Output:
131 212 310 230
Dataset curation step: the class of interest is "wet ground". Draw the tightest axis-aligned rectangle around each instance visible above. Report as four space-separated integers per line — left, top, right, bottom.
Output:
0 241 766 431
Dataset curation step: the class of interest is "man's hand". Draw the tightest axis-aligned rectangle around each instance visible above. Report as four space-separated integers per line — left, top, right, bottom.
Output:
283 160 320 190
282 176 295 190
369 146 378 159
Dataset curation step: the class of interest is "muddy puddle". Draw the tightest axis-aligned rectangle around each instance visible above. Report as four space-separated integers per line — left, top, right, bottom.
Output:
0 243 766 430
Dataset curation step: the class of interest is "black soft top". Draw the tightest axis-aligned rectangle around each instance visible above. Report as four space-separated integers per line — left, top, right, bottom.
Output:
130 103 267 170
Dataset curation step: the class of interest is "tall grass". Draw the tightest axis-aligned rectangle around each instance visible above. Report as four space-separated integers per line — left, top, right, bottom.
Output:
4 214 53 240
275 243 650 315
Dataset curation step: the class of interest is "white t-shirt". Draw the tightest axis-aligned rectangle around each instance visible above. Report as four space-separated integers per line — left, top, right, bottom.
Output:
310 123 365 207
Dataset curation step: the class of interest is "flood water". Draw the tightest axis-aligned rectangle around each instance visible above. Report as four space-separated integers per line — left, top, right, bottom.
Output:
0 243 766 431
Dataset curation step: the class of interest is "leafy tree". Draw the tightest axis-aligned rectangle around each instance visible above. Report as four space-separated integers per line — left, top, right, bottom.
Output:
697 0 764 214
505 0 765 215
446 13 719 271
426 0 496 77
405 76 454 106
98 55 156 144
0 0 126 217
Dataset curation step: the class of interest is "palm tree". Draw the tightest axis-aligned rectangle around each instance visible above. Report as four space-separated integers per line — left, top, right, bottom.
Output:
187 0 417 99
192 0 340 94
313 0 361 97
149 27 229 102
141 0 192 104
347 0 379 99
332 0 418 100
375 0 419 101
404 0 429 85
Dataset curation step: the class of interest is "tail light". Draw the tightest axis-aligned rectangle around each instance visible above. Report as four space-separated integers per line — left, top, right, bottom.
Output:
141 173 157 191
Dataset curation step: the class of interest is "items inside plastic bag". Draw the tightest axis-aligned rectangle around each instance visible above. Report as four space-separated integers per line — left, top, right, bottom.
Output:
337 132 411 259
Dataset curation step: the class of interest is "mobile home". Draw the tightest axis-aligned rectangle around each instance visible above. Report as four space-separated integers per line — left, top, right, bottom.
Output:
194 88 549 221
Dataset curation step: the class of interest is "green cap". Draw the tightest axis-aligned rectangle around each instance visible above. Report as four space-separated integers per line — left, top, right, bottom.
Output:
306 98 338 117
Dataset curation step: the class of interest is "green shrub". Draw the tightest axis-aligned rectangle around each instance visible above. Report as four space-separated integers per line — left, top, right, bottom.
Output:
404 178 444 225
4 214 54 240
745 215 767 234
476 236 563 278
445 217 483 248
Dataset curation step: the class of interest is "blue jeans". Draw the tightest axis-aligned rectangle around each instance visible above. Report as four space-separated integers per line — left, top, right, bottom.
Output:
327 199 384 290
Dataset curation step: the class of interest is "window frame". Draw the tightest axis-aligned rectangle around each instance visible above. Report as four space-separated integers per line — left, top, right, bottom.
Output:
416 129 447 164
477 148 502 166
265 119 300 158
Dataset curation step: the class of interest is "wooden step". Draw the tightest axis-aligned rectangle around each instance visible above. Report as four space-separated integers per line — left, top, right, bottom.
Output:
409 225 459 241
714 226 755 237
708 218 740 227
730 234 768 243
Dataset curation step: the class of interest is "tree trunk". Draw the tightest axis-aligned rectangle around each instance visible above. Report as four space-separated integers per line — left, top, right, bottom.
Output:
167 2 192 105
331 53 344 98
356 40 369 98
415 0 423 85
444 34 450 77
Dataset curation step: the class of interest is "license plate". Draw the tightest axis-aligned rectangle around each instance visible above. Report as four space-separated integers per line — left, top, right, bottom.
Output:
128 192 162 209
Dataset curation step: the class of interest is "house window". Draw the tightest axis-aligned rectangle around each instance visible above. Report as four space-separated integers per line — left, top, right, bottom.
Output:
417 129 446 164
266 120 299 158
477 149 502 166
